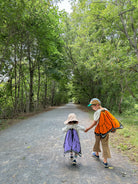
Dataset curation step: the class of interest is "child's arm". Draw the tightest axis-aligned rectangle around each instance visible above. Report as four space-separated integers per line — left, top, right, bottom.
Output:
78 124 86 132
62 126 68 133
85 120 97 132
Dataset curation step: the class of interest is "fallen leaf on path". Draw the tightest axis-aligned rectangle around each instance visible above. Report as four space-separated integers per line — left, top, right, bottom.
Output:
108 167 114 169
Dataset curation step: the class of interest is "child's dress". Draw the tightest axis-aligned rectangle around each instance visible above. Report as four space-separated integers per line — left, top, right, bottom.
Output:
62 124 85 156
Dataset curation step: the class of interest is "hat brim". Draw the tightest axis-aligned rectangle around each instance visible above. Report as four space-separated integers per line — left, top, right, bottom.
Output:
88 104 92 107
64 120 68 125
64 119 78 125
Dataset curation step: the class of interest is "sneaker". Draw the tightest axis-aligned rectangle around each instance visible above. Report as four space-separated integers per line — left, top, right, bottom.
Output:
72 159 77 165
92 152 99 158
103 162 109 168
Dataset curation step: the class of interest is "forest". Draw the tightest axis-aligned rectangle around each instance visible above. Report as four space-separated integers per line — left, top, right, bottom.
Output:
0 0 138 119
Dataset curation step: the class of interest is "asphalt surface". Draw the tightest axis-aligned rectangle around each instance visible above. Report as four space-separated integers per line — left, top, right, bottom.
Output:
0 103 137 184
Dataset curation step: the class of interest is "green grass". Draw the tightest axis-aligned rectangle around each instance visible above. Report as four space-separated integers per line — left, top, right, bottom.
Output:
0 119 18 131
119 115 138 148
110 113 138 162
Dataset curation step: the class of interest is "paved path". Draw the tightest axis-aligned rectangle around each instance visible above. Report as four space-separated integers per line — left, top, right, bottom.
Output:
0 103 137 184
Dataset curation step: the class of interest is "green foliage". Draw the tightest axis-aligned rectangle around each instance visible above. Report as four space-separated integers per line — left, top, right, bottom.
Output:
0 0 69 117
63 0 138 113
0 0 138 118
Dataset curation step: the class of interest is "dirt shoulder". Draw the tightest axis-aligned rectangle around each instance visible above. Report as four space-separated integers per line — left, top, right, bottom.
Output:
0 106 57 131
110 131 138 163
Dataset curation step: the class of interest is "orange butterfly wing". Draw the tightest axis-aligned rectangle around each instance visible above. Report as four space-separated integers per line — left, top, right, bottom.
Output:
95 110 123 137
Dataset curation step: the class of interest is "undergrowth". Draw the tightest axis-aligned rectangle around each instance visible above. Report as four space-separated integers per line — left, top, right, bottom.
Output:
110 113 138 162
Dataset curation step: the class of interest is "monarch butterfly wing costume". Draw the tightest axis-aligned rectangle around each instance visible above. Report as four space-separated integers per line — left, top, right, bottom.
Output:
95 110 123 138
63 129 81 156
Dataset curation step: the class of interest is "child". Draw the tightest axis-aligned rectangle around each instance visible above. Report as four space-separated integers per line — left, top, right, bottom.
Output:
62 113 85 165
85 98 123 168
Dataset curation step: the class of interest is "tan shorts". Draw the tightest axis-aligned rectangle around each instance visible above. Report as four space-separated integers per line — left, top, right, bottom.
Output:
93 134 111 159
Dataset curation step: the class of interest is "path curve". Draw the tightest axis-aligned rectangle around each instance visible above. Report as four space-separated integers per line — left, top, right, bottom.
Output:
0 103 137 184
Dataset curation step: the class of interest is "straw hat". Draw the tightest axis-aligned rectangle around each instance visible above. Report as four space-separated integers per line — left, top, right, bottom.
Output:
88 98 101 107
64 113 78 125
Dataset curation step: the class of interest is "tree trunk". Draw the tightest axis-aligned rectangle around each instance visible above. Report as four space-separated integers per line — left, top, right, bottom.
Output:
19 43 24 112
18 43 23 112
24 80 28 113
118 1 138 60
51 81 56 106
120 14 138 59
21 79 24 112
14 45 17 113
29 70 34 112
28 45 34 112
118 97 123 114
44 74 47 108
125 76 138 101
37 60 40 109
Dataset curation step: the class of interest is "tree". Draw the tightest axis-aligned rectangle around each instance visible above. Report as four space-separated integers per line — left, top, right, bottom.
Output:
0 0 70 118
63 0 138 112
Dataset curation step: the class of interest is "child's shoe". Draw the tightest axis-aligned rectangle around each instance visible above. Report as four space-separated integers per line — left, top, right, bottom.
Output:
103 162 109 168
92 152 99 158
72 159 77 165
70 155 73 160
